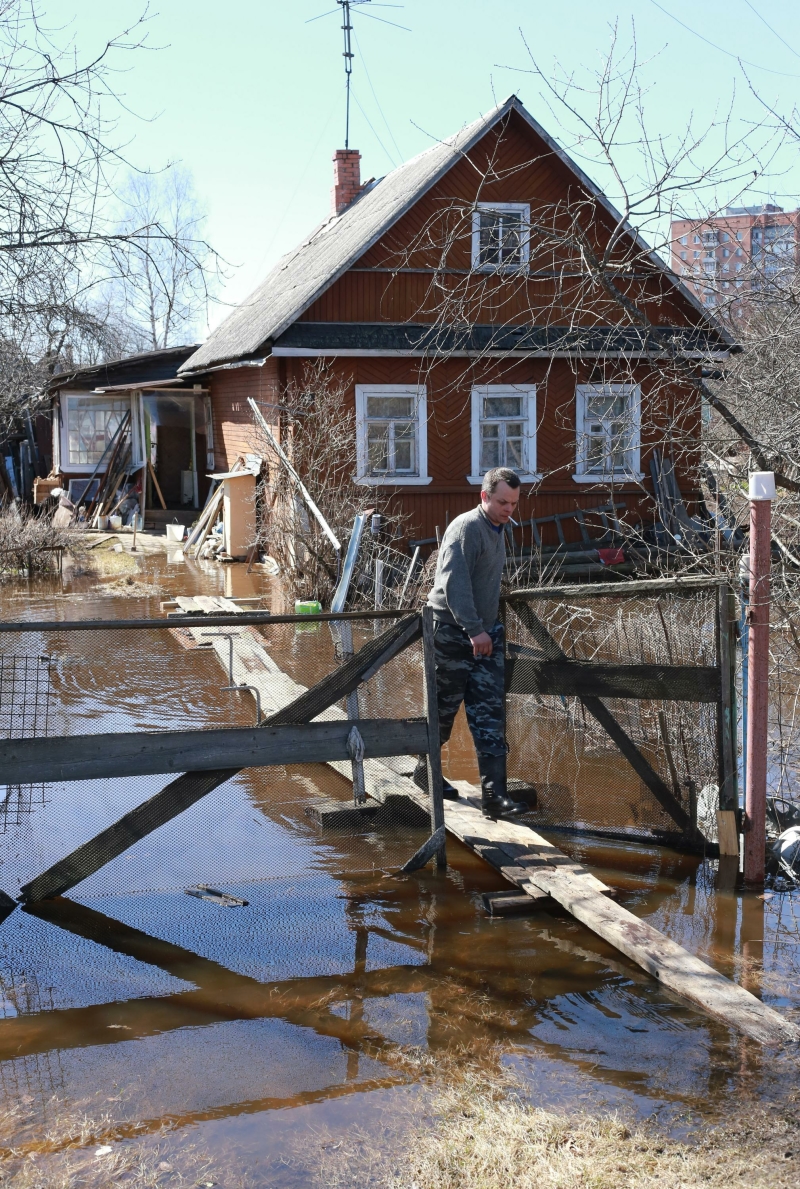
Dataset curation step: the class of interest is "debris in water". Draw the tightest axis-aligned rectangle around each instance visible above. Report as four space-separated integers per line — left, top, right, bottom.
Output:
185 885 248 907
95 1146 113 1157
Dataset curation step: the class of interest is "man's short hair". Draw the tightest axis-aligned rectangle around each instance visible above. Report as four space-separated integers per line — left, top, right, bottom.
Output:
482 467 521 495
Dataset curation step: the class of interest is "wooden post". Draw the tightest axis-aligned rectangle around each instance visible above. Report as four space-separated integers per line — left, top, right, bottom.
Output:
744 473 774 884
421 606 446 869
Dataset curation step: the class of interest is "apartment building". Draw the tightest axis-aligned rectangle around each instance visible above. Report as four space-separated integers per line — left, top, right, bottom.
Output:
670 204 798 307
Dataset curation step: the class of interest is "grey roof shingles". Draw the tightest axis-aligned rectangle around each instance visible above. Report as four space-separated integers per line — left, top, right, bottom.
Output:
179 96 722 375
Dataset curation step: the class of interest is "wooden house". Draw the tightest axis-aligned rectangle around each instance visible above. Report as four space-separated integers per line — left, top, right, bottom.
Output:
58 96 730 547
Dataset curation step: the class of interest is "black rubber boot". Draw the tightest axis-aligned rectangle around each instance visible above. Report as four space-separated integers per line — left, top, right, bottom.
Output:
478 753 527 819
412 756 460 801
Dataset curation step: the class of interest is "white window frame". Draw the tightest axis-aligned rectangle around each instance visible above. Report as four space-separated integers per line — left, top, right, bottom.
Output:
355 384 431 486
573 383 643 484
468 385 538 485
58 391 145 474
471 203 530 272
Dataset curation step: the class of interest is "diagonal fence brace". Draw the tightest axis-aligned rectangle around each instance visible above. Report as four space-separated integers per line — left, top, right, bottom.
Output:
395 827 446 875
506 598 694 835
20 615 422 904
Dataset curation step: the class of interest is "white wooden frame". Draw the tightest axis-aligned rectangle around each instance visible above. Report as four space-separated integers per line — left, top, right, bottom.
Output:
355 384 431 486
471 202 531 272
573 383 643 483
58 391 136 474
468 384 539 485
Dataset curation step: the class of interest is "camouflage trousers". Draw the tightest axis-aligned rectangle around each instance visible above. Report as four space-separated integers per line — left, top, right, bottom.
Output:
433 619 506 758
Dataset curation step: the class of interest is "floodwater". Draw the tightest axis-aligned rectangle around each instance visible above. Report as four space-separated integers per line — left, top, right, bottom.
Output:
0 543 799 1186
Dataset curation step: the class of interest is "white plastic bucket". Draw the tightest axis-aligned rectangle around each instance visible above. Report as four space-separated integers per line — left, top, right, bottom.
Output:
166 522 185 542
109 515 123 530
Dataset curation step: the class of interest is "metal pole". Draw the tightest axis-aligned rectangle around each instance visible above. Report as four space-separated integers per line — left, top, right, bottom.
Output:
739 552 750 803
421 606 446 869
744 473 774 884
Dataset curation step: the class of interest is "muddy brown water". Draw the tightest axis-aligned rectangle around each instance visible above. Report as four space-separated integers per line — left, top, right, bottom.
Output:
0 547 799 1185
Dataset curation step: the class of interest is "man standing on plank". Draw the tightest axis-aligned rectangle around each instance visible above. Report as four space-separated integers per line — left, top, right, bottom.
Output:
413 467 527 819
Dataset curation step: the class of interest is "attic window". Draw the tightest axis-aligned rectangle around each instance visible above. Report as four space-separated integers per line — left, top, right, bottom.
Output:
472 203 530 271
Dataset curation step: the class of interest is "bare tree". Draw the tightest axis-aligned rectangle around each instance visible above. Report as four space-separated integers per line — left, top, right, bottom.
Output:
112 166 215 349
251 362 411 605
0 1 218 432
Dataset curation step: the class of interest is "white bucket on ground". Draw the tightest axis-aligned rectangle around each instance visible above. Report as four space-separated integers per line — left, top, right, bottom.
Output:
109 515 123 530
166 523 185 542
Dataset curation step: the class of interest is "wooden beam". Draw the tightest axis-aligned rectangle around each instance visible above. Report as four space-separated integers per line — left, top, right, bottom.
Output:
507 601 693 834
504 576 726 602
506 652 721 702
0 719 429 786
421 606 446 868
523 865 797 1046
19 615 423 903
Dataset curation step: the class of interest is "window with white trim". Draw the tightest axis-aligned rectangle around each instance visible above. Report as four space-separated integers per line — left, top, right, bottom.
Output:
471 203 530 271
468 385 537 485
63 395 130 467
355 385 430 485
575 384 641 481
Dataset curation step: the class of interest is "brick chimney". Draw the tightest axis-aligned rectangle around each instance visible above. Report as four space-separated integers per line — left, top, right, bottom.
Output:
331 149 361 216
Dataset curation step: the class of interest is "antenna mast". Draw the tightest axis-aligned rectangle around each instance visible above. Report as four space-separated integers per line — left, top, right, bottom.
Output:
339 0 354 149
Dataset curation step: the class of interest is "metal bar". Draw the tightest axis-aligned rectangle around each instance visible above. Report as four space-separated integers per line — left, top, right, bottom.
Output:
248 397 341 553
0 719 429 786
0 609 411 634
331 512 369 613
745 494 771 884
421 606 446 868
398 545 421 607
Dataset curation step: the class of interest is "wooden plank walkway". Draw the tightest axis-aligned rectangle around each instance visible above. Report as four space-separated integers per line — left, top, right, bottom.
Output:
171 599 799 1047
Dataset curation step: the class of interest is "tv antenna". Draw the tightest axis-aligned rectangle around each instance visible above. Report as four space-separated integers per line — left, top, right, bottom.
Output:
307 1 409 150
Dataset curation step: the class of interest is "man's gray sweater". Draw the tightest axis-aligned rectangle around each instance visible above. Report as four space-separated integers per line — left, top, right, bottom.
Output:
427 505 505 638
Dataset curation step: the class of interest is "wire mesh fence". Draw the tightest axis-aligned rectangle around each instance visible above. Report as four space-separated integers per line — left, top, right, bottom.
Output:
0 612 430 906
503 583 727 847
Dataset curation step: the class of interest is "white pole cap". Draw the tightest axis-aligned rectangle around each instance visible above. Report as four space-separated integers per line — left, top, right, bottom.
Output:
749 471 776 501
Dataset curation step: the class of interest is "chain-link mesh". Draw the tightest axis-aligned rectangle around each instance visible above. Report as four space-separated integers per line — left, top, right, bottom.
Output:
0 615 430 917
504 587 723 846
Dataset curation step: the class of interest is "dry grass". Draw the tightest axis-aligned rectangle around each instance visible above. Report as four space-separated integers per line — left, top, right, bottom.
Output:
0 1098 249 1189
315 1065 800 1189
0 505 84 574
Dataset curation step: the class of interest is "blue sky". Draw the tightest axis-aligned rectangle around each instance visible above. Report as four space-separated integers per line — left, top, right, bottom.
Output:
44 0 800 332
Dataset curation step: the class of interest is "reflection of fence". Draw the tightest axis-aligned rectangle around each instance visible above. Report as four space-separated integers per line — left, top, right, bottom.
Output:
503 577 737 852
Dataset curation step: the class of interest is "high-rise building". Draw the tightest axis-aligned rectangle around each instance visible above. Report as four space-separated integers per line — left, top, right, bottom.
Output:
670 204 798 308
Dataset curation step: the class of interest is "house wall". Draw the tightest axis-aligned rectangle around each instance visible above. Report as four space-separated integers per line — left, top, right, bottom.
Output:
209 353 698 546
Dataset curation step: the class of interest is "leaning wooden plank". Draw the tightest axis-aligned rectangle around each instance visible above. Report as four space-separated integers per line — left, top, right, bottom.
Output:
0 719 430 785
507 600 693 834
404 779 798 1046
524 866 799 1046
506 655 721 702
20 615 422 903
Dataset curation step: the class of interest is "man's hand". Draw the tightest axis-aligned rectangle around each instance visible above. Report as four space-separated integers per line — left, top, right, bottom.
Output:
470 631 493 658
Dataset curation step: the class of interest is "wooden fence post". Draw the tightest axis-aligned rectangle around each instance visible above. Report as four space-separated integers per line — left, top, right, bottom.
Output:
744 473 774 885
421 606 446 869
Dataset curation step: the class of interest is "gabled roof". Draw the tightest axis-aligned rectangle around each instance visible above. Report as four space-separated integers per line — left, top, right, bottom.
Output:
180 96 725 375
